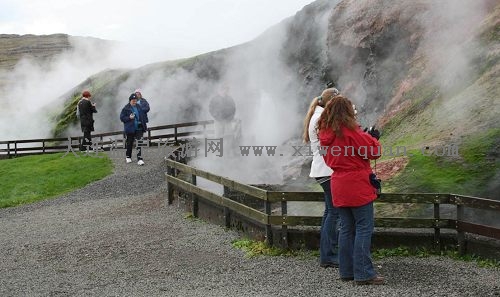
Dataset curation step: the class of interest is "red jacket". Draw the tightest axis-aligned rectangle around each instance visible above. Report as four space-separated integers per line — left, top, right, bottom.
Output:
318 126 381 207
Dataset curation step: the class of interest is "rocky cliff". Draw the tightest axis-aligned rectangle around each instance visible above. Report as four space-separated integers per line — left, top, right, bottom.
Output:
0 34 115 90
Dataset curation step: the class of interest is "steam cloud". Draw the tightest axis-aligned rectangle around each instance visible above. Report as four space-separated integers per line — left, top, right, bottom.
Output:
0 37 173 140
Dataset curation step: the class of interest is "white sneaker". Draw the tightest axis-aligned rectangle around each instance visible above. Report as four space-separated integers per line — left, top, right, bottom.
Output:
137 160 145 166
126 158 132 163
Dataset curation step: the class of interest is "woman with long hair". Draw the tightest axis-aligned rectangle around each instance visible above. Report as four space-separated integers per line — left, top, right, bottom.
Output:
317 95 384 285
302 87 340 268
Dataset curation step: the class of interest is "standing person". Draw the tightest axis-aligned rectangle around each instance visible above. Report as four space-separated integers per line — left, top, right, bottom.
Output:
134 89 150 124
78 90 97 151
302 87 340 268
120 93 148 165
318 95 383 285
208 85 241 155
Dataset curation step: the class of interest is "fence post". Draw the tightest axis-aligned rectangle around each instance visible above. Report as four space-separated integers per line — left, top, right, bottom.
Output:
203 123 207 139
281 194 288 249
223 186 231 228
7 142 10 159
433 199 441 251
148 129 152 146
191 174 199 218
456 202 466 255
174 127 178 144
42 140 46 154
264 192 273 246
14 142 17 157
166 164 176 206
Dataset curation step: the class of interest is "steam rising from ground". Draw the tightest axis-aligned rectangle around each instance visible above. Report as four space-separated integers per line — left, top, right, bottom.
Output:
419 0 491 92
0 37 172 139
188 21 307 184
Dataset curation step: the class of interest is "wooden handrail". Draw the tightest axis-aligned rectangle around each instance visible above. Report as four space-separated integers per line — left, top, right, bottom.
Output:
165 159 500 250
0 120 214 158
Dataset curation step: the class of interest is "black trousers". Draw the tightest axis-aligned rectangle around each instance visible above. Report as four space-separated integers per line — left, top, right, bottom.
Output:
125 131 144 160
81 130 92 150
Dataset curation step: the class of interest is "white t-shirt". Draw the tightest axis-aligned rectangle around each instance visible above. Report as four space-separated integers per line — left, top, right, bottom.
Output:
308 106 333 177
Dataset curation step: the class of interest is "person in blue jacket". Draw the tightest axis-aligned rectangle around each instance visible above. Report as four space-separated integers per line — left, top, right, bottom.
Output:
134 88 150 124
120 93 148 165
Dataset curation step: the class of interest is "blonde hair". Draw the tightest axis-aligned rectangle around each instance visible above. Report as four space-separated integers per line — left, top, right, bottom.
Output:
317 95 357 137
302 88 339 142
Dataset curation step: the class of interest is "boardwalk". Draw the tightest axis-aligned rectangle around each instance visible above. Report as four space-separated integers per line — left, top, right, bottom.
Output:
0 150 498 296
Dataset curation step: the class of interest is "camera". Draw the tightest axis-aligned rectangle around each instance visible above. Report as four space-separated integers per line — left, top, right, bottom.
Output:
364 125 380 140
369 173 381 194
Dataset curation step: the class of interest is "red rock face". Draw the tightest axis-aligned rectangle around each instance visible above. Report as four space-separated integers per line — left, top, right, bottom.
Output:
326 0 428 123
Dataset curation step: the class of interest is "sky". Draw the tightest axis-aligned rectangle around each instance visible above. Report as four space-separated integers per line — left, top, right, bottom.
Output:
1 0 315 59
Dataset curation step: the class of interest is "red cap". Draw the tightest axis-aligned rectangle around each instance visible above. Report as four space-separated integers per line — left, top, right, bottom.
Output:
82 90 91 98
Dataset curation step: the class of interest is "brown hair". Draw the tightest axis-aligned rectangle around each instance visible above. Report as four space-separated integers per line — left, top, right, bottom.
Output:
302 88 339 142
317 95 357 137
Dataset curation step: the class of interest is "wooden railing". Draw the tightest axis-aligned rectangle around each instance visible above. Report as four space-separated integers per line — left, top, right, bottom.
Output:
0 120 214 158
165 159 500 254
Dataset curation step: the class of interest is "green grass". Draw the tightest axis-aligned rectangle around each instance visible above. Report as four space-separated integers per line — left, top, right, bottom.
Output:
0 153 113 208
231 238 313 258
383 129 500 197
231 240 500 268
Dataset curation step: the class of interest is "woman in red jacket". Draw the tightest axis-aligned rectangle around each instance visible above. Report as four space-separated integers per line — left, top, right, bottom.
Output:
317 95 384 285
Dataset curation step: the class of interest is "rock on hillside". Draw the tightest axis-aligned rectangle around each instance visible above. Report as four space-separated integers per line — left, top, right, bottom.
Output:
0 34 115 90
0 34 71 69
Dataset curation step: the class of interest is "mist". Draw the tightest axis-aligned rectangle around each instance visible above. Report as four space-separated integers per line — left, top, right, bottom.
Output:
323 0 496 134
418 0 497 138
0 37 173 140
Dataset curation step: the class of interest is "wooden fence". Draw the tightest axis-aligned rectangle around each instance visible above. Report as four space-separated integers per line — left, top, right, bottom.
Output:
0 120 214 158
166 159 500 255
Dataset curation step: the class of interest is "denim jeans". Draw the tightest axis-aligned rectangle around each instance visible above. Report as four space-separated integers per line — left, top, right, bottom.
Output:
317 177 340 265
338 201 375 281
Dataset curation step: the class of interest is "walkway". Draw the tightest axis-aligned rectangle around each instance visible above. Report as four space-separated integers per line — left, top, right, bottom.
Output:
0 149 498 296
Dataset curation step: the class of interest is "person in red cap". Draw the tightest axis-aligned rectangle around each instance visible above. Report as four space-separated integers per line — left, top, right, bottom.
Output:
78 90 97 150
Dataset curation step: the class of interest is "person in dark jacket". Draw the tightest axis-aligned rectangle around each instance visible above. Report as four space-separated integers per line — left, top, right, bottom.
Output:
120 93 148 165
134 88 150 124
78 90 97 150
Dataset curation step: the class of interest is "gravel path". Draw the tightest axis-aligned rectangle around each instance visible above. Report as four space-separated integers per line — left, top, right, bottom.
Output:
1 149 499 297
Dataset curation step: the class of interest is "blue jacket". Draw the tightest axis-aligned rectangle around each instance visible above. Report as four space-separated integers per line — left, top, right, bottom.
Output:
120 103 148 134
137 98 150 123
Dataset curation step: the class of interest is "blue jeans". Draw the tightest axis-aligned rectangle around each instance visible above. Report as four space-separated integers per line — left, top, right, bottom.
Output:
317 177 340 265
338 202 375 281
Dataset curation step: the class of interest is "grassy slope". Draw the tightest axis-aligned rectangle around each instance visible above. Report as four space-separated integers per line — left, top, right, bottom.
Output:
0 153 113 208
380 12 500 198
383 129 500 197
51 69 130 137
